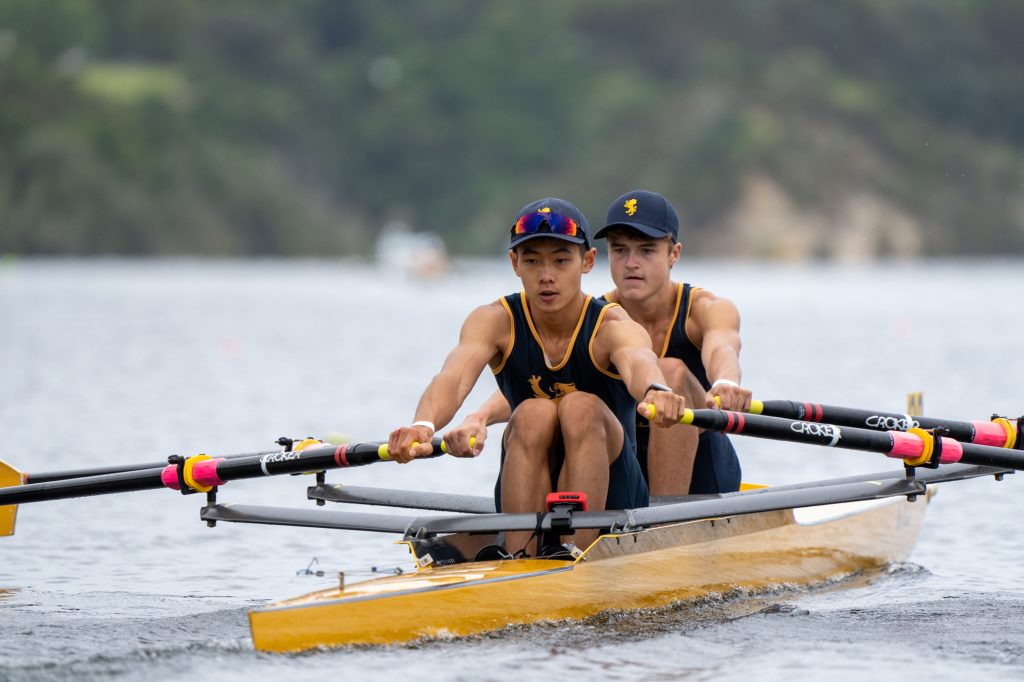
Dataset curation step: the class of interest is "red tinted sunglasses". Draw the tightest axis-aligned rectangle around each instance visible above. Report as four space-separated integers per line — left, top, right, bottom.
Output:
512 212 580 238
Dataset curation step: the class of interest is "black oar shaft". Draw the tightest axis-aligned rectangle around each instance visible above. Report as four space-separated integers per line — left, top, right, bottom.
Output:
2 468 168 504
686 409 1024 470
0 440 444 506
24 450 278 484
756 399 1014 447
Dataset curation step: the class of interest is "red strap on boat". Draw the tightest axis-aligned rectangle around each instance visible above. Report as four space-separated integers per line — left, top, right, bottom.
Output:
546 491 587 512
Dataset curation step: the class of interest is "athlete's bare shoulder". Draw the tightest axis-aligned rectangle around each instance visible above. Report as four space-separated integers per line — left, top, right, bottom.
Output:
598 299 632 322
463 299 514 337
686 287 740 346
593 300 652 362
470 298 511 318
449 299 515 370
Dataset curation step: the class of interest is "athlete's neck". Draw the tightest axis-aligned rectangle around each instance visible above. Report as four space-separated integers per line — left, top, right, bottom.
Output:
613 280 678 327
526 290 588 337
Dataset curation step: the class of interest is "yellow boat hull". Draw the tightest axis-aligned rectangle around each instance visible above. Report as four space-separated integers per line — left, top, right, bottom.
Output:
249 493 930 652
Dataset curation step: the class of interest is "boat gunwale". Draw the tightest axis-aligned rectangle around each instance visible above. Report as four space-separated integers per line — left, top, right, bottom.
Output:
251 561 576 613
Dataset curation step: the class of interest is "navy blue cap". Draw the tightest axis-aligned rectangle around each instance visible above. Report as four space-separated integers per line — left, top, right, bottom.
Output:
594 190 679 242
509 197 591 249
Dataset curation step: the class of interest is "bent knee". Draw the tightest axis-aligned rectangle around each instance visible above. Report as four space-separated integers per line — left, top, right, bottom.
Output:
509 398 559 422
557 391 609 434
556 391 603 419
506 399 558 449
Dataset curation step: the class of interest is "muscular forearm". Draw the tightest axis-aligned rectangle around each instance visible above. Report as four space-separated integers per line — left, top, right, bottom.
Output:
412 371 467 430
598 315 686 427
618 347 669 402
703 342 741 384
473 390 511 425
441 389 508 458
700 332 751 411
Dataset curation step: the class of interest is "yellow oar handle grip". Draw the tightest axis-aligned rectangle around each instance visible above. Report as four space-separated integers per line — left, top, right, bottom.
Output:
648 402 761 423
438 436 476 454
711 396 763 414
381 435 476 459
379 423 447 459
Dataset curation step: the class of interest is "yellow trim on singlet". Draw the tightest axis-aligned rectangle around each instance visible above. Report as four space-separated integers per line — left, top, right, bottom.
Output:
684 284 703 350
491 297 517 375
522 293 592 371
658 282 685 358
589 302 624 380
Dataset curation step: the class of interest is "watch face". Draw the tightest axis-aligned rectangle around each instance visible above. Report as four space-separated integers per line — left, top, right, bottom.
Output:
648 382 672 393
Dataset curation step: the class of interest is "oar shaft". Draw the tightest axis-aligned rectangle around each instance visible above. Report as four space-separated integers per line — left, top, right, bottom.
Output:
2 468 167 504
23 450 279 484
0 440 445 506
755 399 1016 447
685 409 1024 470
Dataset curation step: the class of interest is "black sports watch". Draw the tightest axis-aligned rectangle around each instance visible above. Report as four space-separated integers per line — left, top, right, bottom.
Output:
646 382 673 394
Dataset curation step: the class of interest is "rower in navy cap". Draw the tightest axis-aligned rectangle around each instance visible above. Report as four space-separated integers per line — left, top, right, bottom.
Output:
448 190 748 498
595 190 748 496
388 197 686 556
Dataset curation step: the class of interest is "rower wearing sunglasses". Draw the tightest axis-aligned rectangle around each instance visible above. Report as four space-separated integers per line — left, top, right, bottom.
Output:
387 197 686 557
445 191 750 498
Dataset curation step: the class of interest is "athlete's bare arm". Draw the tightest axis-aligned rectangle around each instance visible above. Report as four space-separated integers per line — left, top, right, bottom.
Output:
388 303 509 462
442 389 511 457
687 291 752 412
592 306 686 427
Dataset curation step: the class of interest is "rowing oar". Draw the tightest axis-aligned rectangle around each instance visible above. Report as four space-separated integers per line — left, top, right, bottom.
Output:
0 438 452 512
743 399 1020 449
12 447 283 485
677 407 1024 470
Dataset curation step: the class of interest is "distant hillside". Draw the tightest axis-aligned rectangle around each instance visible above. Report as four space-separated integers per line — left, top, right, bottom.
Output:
1 0 1022 258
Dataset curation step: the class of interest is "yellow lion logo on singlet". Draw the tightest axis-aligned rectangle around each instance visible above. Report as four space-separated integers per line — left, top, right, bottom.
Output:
624 198 638 216
529 375 577 401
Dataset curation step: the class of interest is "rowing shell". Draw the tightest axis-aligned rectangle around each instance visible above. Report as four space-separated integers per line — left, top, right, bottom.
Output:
247 487 931 652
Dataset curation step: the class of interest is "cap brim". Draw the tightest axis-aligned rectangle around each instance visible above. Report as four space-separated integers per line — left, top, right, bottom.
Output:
593 222 673 240
509 232 589 248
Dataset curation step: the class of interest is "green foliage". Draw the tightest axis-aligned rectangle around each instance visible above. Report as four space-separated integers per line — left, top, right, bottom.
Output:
1 0 1022 256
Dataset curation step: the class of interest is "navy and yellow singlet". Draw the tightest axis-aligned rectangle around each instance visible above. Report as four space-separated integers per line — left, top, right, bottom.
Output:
605 282 742 495
491 292 649 511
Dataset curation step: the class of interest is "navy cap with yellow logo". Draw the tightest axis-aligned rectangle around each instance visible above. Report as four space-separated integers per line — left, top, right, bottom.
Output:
594 190 680 242
510 197 592 249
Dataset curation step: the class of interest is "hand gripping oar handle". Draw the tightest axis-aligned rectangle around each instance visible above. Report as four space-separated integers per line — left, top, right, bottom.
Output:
162 438 456 492
682 408 1024 471
0 438 453 506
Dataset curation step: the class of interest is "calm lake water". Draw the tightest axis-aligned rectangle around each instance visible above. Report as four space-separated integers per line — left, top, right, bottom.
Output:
1 258 1022 681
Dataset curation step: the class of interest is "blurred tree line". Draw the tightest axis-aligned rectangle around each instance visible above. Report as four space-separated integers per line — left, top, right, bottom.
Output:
1 0 1022 257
